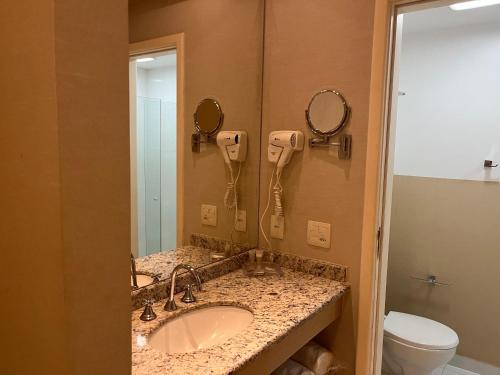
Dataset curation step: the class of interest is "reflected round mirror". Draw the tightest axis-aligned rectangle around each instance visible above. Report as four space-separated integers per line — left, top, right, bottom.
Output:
306 90 349 136
194 98 224 135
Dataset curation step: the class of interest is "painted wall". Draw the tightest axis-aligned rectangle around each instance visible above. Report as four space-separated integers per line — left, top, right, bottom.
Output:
259 1 375 372
394 21 500 182
129 0 264 247
0 1 67 373
0 1 131 374
387 16 500 368
137 65 177 101
386 176 500 367
54 1 131 373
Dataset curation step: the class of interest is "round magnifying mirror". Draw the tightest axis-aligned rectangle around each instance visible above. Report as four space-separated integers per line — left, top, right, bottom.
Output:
306 90 349 136
194 98 224 135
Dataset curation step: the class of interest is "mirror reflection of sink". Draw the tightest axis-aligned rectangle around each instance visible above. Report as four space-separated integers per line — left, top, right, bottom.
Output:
131 274 155 288
148 305 253 354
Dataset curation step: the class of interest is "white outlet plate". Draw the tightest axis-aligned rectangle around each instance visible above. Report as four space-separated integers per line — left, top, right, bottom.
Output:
201 204 217 226
270 214 284 239
235 210 247 232
307 220 331 249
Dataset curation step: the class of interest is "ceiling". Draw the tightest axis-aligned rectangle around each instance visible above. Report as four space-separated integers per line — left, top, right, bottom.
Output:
403 3 500 33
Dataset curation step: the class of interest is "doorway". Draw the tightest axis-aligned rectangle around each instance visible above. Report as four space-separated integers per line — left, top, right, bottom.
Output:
374 1 500 374
129 34 185 258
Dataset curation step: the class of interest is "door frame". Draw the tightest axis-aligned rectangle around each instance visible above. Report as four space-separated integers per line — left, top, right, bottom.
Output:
129 33 185 253
355 1 457 373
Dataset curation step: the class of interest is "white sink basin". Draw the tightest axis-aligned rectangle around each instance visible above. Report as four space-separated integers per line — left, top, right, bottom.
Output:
148 305 253 354
131 274 154 288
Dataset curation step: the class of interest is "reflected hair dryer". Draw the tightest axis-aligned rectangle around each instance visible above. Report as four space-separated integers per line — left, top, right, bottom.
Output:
216 131 247 216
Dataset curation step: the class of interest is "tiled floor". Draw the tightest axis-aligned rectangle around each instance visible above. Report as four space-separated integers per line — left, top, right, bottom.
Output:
434 365 479 375
448 365 481 375
384 355 500 375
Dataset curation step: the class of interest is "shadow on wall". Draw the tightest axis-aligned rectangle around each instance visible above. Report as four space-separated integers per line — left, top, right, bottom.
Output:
316 294 356 375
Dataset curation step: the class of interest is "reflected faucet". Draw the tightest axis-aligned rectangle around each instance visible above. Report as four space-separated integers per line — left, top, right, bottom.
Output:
164 264 202 311
131 253 138 289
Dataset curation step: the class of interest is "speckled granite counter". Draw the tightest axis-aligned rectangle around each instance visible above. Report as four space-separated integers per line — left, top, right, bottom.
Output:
134 246 214 281
135 233 252 282
131 267 349 375
131 251 249 310
131 232 253 309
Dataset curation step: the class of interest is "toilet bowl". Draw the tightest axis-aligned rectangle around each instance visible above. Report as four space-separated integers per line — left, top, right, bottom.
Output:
382 312 459 375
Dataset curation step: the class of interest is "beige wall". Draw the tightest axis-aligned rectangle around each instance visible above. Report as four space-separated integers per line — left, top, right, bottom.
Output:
0 1 131 374
0 1 67 373
386 175 500 366
259 1 375 372
129 0 264 247
54 1 131 373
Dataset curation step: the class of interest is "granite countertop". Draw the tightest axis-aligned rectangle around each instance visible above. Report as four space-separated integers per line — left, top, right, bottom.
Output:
134 246 214 281
131 268 349 375
134 233 252 283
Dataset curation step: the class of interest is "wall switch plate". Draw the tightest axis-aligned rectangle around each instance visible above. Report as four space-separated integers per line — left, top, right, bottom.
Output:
270 214 285 239
235 210 246 232
307 220 331 249
201 204 217 226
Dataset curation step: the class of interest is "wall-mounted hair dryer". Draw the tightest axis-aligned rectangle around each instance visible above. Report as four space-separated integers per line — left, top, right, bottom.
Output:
217 131 248 165
260 130 304 249
268 130 304 171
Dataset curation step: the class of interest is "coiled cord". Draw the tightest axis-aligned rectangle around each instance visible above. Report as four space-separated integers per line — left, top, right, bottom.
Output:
273 169 284 217
225 162 242 243
224 163 241 210
259 165 277 251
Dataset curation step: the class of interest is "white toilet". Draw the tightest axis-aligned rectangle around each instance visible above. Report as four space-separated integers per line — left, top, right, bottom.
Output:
382 311 459 375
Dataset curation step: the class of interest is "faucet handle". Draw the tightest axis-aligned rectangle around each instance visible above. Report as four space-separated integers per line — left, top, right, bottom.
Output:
181 284 197 303
140 299 157 321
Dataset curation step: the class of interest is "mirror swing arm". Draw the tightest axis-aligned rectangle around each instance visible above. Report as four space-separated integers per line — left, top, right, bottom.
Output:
308 133 352 160
191 132 219 152
305 89 352 160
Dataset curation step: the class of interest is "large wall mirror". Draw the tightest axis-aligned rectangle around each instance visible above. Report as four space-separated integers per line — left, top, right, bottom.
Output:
128 0 264 288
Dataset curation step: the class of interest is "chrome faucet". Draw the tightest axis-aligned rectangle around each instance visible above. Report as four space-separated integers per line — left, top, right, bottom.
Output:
131 253 138 289
164 264 202 311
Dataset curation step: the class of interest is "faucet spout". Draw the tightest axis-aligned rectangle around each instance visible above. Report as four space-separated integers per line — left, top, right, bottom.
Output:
131 253 138 289
164 264 202 311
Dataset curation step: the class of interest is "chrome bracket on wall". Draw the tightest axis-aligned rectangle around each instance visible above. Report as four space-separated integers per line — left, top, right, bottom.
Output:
410 274 450 287
484 159 498 168
191 133 217 153
309 134 352 160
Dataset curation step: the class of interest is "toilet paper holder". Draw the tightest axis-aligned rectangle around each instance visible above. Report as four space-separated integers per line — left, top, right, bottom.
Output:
484 160 498 168
410 275 450 287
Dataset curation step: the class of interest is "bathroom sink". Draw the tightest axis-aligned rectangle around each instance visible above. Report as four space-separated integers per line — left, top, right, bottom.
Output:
148 305 253 354
131 274 155 288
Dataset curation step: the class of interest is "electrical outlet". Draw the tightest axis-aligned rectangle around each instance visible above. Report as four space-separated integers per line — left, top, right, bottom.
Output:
307 220 331 249
201 204 217 226
235 210 246 232
270 214 285 239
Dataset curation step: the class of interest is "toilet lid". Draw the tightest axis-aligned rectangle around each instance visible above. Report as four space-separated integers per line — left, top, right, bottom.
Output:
384 311 459 350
